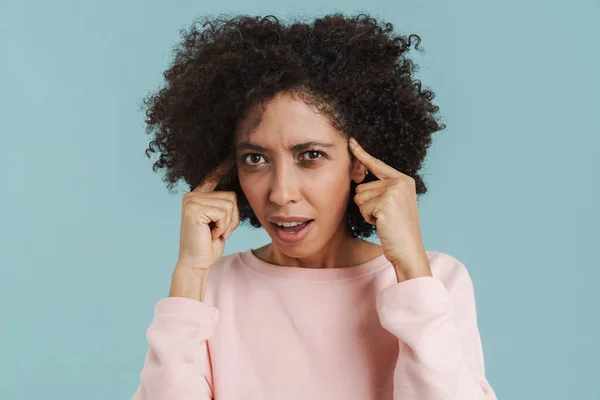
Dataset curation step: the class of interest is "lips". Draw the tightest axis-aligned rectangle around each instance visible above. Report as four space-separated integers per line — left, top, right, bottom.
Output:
268 216 313 223
269 218 315 244
276 220 309 231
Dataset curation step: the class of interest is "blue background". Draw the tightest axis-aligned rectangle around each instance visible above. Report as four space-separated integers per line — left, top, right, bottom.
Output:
1 0 599 399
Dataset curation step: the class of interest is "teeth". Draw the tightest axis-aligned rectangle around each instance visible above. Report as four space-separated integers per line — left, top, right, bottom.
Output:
275 221 305 227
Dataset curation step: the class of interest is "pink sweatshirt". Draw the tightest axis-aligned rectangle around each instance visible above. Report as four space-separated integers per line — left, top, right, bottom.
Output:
131 250 497 400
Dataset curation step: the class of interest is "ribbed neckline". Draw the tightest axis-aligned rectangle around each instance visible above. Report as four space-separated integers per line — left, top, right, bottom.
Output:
237 249 391 282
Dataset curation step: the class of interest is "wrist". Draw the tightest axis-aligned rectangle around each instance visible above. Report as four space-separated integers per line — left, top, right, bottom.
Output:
392 258 432 282
393 266 432 282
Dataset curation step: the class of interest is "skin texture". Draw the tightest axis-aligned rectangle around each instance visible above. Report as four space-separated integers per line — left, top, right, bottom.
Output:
235 92 383 268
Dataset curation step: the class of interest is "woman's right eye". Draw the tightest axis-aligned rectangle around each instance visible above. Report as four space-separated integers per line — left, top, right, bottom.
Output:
242 154 266 165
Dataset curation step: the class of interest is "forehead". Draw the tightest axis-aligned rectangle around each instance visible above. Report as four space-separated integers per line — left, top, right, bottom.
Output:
235 93 343 145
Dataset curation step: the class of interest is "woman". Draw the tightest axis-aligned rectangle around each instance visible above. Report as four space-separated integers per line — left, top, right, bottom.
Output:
132 13 497 399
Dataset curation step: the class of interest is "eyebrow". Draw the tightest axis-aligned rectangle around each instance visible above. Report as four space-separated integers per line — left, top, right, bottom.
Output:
235 140 336 153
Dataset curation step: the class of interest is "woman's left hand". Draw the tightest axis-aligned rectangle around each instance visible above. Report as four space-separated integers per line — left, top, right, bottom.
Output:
349 137 433 282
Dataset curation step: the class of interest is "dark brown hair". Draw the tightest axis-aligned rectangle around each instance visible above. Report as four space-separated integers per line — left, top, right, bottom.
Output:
142 13 446 238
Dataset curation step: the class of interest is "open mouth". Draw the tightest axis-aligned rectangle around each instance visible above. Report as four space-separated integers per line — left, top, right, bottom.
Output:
270 220 314 243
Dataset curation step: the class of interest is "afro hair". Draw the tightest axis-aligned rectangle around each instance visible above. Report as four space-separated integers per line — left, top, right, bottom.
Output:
142 12 446 238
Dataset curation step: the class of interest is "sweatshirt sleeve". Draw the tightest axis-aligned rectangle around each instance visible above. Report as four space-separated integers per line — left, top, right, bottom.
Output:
131 297 220 400
376 265 497 400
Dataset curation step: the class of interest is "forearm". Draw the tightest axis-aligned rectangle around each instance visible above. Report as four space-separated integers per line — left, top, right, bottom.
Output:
169 266 211 302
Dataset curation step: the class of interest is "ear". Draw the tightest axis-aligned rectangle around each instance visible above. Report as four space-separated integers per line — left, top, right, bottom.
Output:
350 158 368 184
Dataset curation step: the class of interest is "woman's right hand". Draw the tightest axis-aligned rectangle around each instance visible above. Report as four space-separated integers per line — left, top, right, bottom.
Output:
169 157 239 301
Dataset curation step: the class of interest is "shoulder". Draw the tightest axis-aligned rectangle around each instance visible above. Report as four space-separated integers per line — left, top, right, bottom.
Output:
425 250 476 295
202 251 246 303
206 251 244 280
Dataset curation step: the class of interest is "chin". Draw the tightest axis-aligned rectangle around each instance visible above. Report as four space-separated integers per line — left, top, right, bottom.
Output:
273 243 316 259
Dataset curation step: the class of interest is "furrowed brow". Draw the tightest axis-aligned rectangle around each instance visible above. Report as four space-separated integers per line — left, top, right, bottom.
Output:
235 140 335 153
235 141 268 153
290 141 335 152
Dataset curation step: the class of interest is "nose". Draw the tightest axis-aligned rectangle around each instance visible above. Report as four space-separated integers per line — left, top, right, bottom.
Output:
268 163 302 206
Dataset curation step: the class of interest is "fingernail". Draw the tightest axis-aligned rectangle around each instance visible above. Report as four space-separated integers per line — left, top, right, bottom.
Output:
349 137 357 145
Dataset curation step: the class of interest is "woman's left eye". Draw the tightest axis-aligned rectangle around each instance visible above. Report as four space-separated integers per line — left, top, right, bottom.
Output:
300 150 325 161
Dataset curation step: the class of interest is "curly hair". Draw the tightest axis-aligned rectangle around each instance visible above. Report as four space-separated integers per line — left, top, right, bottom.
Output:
142 12 446 239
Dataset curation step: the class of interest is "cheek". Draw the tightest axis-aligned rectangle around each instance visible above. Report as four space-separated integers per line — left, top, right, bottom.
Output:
307 167 351 208
238 170 269 210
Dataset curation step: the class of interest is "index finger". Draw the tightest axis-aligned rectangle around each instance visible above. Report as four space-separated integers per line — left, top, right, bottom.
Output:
193 156 236 193
348 137 400 179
